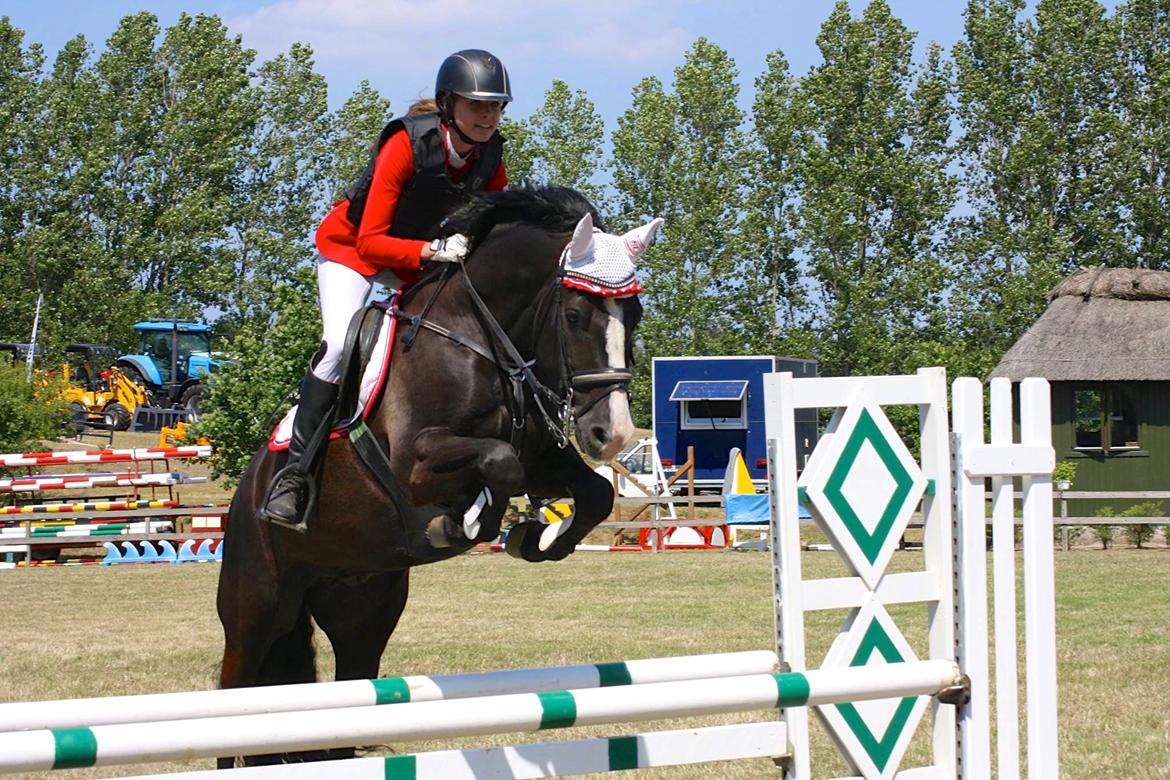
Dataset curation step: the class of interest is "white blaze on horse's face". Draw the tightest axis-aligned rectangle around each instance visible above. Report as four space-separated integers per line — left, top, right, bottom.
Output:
601 298 635 461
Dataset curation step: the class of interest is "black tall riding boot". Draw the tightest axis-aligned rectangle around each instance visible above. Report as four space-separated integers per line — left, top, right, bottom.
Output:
258 372 338 530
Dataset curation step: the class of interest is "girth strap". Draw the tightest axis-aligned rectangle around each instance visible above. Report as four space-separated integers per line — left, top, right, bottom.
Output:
347 420 410 533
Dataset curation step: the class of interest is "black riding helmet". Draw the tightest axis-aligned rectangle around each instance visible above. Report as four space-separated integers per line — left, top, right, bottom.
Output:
435 49 513 104
435 49 512 145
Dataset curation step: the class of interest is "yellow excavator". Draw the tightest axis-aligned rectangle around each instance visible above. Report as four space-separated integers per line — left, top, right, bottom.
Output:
61 344 149 431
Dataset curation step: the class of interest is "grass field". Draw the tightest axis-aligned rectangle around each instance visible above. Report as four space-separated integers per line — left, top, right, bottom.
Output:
1 547 1167 779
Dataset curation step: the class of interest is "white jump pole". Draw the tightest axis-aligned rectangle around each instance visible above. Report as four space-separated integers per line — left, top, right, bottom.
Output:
117 722 788 780
0 661 961 773
0 650 779 733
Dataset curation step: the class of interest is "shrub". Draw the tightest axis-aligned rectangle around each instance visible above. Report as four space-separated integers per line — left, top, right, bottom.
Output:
1119 501 1162 549
0 363 70 454
1091 506 1117 549
1057 525 1085 548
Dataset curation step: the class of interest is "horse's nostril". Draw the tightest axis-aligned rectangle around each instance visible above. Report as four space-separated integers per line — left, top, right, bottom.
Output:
590 426 608 446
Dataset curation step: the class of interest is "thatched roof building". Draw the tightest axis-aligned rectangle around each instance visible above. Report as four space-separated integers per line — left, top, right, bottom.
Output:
991 266 1170 381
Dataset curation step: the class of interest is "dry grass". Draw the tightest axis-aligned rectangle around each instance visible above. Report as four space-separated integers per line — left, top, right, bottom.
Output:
0 548 1167 778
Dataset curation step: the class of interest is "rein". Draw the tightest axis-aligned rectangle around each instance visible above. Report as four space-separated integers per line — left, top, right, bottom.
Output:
388 250 633 448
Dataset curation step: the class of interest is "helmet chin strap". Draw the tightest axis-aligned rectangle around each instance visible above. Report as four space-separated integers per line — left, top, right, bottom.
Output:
441 95 480 148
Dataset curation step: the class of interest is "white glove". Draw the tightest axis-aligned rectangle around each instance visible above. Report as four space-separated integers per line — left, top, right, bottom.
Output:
427 234 470 264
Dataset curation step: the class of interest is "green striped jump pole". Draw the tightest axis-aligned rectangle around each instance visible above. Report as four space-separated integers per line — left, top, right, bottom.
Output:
0 651 777 732
0 660 961 773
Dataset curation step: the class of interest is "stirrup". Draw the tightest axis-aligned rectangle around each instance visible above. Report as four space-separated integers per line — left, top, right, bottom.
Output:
257 465 318 534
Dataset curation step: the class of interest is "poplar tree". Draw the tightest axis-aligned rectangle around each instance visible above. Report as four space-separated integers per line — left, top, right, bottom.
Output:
0 19 45 343
227 43 331 326
325 81 391 203
1116 0 1170 269
744 51 805 354
501 80 605 203
611 39 749 423
950 0 1123 374
793 1 955 377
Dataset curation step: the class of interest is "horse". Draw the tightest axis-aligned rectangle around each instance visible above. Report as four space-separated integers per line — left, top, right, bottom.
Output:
215 186 659 764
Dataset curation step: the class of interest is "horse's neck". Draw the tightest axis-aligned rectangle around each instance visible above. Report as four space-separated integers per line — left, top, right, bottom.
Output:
463 228 560 348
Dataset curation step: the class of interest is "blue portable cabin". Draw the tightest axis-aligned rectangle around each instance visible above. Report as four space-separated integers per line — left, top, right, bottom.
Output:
651 356 818 488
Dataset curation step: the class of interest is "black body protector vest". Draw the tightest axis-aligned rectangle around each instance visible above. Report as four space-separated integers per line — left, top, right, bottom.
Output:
343 112 504 239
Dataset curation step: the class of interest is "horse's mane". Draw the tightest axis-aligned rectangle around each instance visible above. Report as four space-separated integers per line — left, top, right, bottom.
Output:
444 185 606 247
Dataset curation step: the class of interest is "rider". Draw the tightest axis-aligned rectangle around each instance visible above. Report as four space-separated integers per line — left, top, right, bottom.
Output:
258 49 512 529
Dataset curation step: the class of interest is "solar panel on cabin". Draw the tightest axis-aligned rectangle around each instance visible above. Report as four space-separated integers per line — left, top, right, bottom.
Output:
669 380 749 402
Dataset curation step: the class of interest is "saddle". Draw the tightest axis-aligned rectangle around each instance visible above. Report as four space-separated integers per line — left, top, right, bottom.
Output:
268 301 396 452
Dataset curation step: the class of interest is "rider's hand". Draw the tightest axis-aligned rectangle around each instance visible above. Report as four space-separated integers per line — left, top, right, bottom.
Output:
426 234 470 264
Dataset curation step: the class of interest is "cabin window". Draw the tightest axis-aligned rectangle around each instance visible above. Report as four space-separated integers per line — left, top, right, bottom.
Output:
670 380 749 430
1074 385 1139 452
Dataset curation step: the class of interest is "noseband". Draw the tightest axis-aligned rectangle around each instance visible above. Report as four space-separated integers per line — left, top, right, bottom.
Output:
531 277 634 422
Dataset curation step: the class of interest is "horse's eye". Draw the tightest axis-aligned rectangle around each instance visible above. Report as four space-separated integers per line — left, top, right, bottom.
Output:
565 308 582 326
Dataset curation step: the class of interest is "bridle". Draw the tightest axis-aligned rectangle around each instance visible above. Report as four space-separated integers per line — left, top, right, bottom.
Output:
530 271 634 422
389 246 634 449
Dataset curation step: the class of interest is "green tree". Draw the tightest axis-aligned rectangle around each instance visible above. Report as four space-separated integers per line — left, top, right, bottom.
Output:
0 19 46 344
611 39 749 424
226 43 331 327
142 13 256 311
0 363 69 453
744 50 806 354
501 80 605 203
1115 0 1170 269
325 80 391 203
793 1 955 377
950 0 1125 376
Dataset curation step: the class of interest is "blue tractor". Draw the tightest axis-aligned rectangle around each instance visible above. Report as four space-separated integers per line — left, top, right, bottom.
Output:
116 321 222 424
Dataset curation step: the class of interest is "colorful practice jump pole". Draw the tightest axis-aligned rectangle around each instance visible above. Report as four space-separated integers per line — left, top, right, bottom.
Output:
0 661 961 773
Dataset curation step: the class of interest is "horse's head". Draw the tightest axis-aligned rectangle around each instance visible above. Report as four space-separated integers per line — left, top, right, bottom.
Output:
440 186 660 461
545 212 661 461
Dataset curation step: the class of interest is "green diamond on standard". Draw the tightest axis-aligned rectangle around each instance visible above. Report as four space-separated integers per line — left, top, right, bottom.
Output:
834 617 917 773
822 408 916 564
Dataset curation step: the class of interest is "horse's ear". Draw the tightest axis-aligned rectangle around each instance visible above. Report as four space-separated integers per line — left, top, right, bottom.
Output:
622 217 664 259
568 213 595 261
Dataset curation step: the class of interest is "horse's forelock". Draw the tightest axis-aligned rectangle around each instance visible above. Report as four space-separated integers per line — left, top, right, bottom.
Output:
444 186 605 246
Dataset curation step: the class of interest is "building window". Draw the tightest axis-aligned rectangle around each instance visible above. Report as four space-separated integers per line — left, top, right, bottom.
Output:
1074 385 1139 451
670 380 749 430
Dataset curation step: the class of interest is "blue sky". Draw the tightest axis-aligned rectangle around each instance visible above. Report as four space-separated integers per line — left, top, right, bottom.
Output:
6 1 979 127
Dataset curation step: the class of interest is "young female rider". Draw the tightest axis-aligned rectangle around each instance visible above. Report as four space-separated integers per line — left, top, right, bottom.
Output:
259 49 512 529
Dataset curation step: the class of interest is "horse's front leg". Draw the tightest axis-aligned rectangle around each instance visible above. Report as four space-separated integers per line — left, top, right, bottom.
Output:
507 445 614 562
408 427 525 544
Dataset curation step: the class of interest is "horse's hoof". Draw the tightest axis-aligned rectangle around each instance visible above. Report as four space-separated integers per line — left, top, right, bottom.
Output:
426 516 454 549
504 522 536 560
505 521 573 562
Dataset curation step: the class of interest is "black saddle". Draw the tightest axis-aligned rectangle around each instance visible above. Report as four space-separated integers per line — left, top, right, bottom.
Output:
334 301 393 428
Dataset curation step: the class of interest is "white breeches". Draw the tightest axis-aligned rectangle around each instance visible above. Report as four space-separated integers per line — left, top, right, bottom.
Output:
312 259 375 382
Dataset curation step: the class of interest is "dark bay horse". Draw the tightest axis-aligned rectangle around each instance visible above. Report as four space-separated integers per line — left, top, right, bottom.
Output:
216 186 659 763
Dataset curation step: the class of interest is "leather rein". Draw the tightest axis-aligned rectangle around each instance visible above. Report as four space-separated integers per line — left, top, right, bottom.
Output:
389 250 634 450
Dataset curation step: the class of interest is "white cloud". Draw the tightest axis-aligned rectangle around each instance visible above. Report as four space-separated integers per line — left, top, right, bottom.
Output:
226 0 694 107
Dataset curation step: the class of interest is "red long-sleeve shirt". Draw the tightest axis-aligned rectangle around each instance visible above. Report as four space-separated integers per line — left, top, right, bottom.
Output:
315 125 507 281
